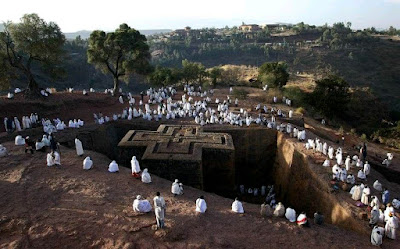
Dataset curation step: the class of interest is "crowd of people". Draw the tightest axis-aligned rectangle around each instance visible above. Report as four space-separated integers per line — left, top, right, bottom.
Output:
304 136 398 245
1 85 398 244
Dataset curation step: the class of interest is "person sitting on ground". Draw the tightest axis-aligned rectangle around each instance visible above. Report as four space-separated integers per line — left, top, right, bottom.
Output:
322 159 330 167
314 211 324 225
35 138 46 152
108 160 119 173
373 180 382 192
171 179 183 196
47 150 60 167
231 197 244 214
285 207 296 222
260 202 272 217
141 168 151 183
0 144 8 157
274 202 285 217
357 169 366 180
196 196 207 213
83 156 93 170
371 225 384 246
132 195 152 213
131 156 141 178
297 212 310 227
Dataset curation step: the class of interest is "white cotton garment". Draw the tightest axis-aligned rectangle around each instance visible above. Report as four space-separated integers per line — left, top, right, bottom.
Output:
196 198 207 213
83 157 93 170
75 138 84 156
232 200 244 213
108 160 119 173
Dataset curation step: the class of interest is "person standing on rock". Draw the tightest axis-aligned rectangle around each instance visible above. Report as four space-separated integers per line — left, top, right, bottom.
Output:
153 192 166 229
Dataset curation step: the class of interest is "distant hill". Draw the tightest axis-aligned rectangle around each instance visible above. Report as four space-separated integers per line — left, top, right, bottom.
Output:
64 29 172 40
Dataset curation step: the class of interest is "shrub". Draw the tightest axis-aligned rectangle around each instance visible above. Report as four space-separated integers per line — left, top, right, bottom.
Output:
295 107 306 115
232 88 249 100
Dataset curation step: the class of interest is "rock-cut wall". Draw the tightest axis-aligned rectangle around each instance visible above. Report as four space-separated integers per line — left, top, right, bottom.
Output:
273 132 368 234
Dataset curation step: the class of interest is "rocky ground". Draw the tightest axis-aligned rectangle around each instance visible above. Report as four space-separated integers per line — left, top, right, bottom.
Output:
0 88 399 248
0 141 385 249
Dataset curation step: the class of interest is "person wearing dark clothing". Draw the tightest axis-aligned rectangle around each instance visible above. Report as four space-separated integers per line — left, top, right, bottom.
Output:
314 211 324 225
24 137 34 154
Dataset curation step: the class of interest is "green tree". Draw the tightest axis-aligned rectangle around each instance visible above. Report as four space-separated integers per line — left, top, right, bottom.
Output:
310 75 350 118
148 66 179 87
87 24 151 95
0 14 65 95
209 66 222 87
257 61 289 88
181 59 206 85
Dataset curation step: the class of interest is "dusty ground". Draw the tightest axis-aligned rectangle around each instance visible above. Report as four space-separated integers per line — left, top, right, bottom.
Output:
0 141 387 249
0 88 399 248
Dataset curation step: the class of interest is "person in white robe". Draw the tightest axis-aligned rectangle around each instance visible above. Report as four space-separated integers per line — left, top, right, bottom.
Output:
351 184 363 201
371 226 384 246
361 185 371 205
357 169 366 180
370 196 380 209
35 139 45 151
47 150 61 166
0 144 8 157
153 192 166 228
42 135 50 147
75 137 84 156
285 207 296 222
363 161 371 176
385 213 398 240
131 156 141 177
14 117 22 131
393 199 400 209
322 159 330 167
141 168 151 183
370 207 380 227
15 135 25 146
108 160 119 173
83 156 93 170
296 212 309 227
119 96 124 104
332 164 340 180
171 179 184 196
345 156 351 171
346 174 355 185
231 197 244 213
339 168 347 182
373 180 382 191
133 195 152 213
196 196 207 213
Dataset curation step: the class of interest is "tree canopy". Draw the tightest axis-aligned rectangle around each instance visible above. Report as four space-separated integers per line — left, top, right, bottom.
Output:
180 59 207 85
148 66 180 87
0 13 65 95
258 61 289 88
310 75 350 118
87 24 151 94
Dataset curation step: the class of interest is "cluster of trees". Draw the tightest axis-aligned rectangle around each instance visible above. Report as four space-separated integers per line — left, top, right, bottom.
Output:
0 14 65 94
148 59 222 87
0 14 152 96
